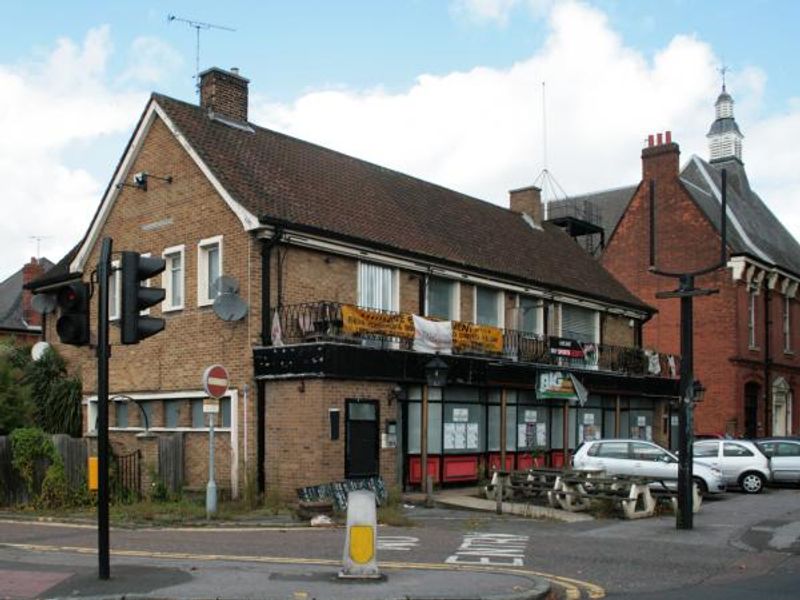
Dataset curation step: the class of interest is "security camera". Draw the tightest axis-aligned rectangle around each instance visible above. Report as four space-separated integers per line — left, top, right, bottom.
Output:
133 172 148 190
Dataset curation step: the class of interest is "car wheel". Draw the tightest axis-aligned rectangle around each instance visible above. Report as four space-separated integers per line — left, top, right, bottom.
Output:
739 472 765 494
693 477 708 495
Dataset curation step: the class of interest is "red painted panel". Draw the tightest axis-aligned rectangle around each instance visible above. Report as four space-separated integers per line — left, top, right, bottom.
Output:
442 455 479 482
487 453 514 472
408 456 441 484
517 454 545 469
550 451 565 468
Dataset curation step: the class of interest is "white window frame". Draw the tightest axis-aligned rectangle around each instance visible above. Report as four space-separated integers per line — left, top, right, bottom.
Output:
748 290 758 349
357 261 399 312
197 235 223 307
784 295 792 353
425 277 460 321
162 244 185 312
473 286 504 328
109 259 121 321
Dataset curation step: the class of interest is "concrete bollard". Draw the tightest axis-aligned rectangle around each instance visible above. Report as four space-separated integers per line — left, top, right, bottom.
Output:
339 490 382 579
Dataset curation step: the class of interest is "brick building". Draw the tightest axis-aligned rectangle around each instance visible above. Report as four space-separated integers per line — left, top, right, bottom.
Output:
30 68 678 499
553 86 800 442
0 257 53 345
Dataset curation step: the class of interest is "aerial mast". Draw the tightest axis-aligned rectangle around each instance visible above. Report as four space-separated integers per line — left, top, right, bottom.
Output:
167 14 236 91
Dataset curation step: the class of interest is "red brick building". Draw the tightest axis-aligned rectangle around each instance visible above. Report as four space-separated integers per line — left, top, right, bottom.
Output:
556 87 800 442
0 257 53 345
30 68 678 499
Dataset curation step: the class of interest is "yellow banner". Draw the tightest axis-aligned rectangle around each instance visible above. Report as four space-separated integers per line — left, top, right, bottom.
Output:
452 321 504 354
341 305 414 338
340 305 504 354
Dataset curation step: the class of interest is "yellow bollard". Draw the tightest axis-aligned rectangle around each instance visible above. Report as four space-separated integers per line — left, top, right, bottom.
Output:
339 490 381 579
87 456 98 492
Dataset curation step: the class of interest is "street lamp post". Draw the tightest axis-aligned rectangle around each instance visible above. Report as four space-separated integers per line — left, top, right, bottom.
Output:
649 171 728 530
422 356 448 507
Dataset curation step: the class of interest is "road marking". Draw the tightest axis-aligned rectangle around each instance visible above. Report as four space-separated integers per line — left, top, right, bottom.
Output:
445 532 529 567
0 519 323 533
0 541 605 599
377 535 419 551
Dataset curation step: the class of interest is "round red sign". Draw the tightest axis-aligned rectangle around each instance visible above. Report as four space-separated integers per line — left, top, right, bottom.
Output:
203 364 229 398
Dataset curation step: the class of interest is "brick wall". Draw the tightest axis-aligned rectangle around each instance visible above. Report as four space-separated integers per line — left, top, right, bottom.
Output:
265 378 399 499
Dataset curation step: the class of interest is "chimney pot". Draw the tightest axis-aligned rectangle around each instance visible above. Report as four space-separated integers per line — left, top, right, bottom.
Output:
648 134 655 147
657 132 663 145
665 130 672 144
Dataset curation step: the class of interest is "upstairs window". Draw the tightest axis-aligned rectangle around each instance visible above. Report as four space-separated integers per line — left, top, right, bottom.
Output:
561 304 598 344
163 245 185 312
784 296 792 353
109 260 121 321
519 296 542 335
358 262 397 311
198 236 223 306
475 286 502 327
426 277 458 320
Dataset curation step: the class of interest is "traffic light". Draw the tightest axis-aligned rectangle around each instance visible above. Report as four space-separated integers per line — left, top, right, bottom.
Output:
56 281 90 346
120 251 166 344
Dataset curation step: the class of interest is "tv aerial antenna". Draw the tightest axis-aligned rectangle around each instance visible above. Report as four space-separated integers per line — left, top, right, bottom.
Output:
533 81 568 215
167 14 236 91
29 235 51 259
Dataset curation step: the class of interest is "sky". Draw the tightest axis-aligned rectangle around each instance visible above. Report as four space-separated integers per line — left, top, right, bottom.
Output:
2 0 799 279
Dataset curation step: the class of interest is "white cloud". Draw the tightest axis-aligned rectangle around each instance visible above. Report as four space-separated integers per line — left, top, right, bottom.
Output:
0 26 181 278
450 0 555 24
251 1 799 247
119 36 184 84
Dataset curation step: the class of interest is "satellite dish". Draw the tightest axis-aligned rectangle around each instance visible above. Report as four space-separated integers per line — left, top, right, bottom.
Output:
32 293 57 314
212 275 239 296
31 341 51 361
213 292 248 322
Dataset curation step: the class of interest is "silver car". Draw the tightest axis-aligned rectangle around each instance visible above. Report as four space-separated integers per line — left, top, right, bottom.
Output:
693 440 771 494
755 439 800 484
572 439 726 494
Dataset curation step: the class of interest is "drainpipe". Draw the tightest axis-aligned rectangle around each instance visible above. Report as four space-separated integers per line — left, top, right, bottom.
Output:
260 229 283 346
764 286 772 436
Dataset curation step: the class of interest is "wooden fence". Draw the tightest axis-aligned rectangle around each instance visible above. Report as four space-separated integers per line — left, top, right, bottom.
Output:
0 434 88 506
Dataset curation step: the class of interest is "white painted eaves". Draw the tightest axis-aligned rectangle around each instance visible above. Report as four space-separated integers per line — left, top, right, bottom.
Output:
71 98 259 273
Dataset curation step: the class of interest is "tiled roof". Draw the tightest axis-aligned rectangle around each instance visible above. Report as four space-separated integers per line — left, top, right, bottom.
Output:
548 185 637 250
153 94 650 312
558 155 800 278
0 258 54 331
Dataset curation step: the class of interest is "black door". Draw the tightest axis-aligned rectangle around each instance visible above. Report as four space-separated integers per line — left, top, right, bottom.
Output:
744 383 759 438
346 400 379 479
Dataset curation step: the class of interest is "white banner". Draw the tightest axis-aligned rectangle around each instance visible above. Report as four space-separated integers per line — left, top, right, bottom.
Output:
412 314 453 354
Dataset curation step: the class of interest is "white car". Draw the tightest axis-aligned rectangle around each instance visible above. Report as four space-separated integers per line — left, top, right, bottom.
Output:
693 440 771 494
573 439 726 494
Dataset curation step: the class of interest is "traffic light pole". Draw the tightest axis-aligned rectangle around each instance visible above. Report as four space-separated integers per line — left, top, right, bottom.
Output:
96 237 112 579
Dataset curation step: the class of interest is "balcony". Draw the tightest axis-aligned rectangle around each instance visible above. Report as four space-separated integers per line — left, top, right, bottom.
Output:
267 301 678 379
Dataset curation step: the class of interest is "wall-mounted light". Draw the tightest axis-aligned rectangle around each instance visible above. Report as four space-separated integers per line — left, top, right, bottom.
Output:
116 171 173 192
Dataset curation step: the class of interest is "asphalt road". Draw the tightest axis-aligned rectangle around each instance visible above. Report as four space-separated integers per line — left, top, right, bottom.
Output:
1 487 799 599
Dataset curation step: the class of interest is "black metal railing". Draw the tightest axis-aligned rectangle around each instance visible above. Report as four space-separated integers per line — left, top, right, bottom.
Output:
269 301 678 378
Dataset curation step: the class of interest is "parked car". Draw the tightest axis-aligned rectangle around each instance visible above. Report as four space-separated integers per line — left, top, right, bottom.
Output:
692 440 771 494
754 438 800 484
572 439 726 494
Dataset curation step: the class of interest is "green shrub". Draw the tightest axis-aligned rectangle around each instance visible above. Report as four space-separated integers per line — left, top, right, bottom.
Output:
38 462 72 509
10 427 57 494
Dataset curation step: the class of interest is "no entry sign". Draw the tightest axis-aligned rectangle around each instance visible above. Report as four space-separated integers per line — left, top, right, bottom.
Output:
203 364 230 399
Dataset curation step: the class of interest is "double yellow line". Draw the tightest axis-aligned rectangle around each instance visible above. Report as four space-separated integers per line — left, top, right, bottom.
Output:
0 542 605 599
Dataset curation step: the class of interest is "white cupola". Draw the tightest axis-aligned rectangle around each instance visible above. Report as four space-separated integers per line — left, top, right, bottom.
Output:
707 84 743 163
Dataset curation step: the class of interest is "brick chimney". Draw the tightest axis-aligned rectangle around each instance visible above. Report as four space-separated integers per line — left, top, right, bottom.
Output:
642 130 679 181
22 257 45 327
199 67 250 123
509 185 544 225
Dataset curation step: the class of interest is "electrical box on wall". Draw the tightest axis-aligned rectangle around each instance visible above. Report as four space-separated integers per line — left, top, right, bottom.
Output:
329 408 340 440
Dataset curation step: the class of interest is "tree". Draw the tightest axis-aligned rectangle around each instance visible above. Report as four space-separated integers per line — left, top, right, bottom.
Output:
23 347 82 437
0 345 35 434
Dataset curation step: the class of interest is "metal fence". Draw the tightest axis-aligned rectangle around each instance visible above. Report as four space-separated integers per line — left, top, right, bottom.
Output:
270 301 678 378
